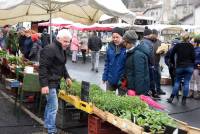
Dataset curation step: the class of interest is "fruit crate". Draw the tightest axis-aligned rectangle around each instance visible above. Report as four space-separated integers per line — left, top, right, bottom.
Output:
88 114 126 134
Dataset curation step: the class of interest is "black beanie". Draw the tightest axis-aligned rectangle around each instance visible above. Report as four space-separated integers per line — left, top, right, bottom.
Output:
143 28 152 36
152 29 158 35
112 27 124 37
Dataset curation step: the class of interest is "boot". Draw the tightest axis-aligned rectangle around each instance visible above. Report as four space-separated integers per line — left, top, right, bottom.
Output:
167 95 174 103
182 96 187 105
176 95 179 101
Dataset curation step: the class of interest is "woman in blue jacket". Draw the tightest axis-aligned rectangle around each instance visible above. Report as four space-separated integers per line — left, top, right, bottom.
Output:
102 27 126 91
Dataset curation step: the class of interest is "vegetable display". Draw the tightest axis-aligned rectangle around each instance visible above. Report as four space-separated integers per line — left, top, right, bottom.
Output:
60 79 176 133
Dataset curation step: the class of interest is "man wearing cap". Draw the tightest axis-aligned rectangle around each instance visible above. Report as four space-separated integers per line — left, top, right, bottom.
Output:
141 28 160 98
123 30 150 95
102 27 126 91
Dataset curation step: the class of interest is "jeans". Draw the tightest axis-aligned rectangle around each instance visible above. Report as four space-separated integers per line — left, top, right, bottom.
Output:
91 51 99 70
172 67 194 97
44 88 58 133
149 66 156 94
169 66 175 86
154 65 161 91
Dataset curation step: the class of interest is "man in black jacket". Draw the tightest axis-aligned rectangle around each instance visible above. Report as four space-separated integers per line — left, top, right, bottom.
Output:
88 31 102 72
151 29 166 95
39 29 72 134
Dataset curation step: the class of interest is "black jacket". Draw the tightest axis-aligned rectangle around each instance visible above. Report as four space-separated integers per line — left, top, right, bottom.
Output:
41 33 50 48
29 41 42 62
39 40 70 89
88 35 102 51
170 42 195 68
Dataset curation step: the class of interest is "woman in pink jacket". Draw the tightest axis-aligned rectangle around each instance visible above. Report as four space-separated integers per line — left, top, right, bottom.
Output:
70 33 80 63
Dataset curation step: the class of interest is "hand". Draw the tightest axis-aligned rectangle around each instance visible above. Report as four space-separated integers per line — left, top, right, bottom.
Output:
102 80 107 84
66 78 72 87
41 86 49 94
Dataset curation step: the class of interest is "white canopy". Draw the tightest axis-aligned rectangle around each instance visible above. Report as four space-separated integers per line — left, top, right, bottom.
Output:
0 0 135 25
38 17 73 26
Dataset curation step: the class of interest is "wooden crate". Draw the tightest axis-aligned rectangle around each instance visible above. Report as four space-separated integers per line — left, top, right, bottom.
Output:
88 114 126 134
92 106 143 134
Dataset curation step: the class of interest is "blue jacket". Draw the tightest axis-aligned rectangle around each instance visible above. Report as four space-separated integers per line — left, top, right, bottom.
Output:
102 42 126 85
194 46 200 69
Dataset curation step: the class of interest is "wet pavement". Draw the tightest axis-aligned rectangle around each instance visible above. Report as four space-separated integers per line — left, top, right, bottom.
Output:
0 89 43 134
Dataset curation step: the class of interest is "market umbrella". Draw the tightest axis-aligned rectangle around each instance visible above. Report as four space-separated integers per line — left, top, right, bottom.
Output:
38 17 73 27
0 0 135 25
0 0 135 43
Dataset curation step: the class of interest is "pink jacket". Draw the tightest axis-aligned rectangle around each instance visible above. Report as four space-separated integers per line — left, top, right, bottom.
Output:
70 35 80 51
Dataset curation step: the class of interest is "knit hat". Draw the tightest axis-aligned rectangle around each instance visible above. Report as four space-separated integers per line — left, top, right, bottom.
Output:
112 27 124 37
152 29 158 35
123 30 138 43
143 28 152 36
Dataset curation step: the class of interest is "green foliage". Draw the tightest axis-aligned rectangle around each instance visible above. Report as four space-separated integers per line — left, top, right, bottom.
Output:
6 55 20 64
0 50 7 58
59 80 176 133
7 30 19 52
59 78 81 96
132 108 176 133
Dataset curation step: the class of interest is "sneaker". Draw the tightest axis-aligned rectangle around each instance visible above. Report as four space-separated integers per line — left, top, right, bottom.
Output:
152 94 161 100
96 69 98 73
157 90 166 95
